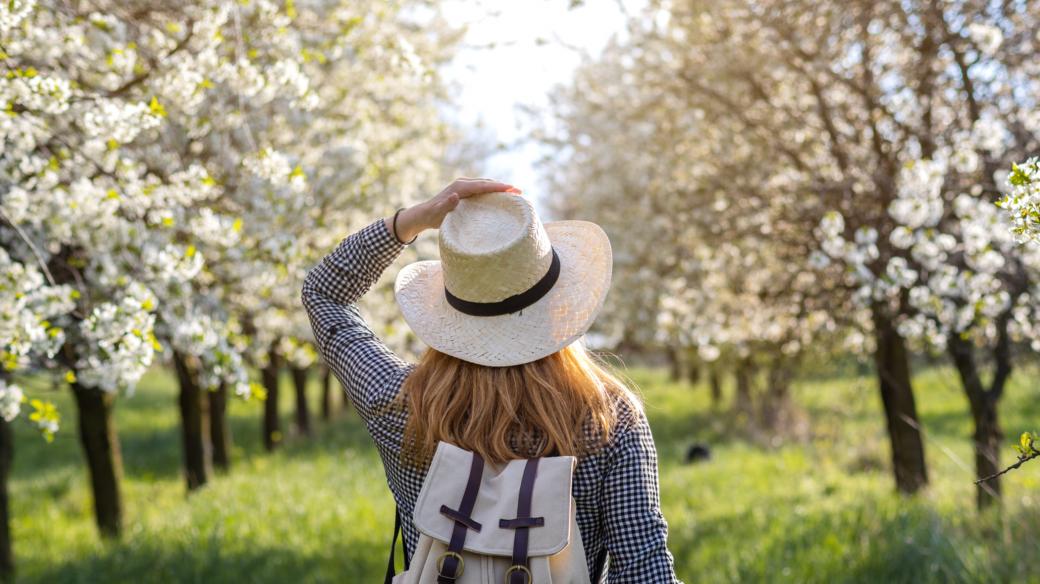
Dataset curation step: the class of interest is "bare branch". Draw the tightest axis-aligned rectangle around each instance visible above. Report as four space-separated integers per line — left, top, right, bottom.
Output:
0 209 58 288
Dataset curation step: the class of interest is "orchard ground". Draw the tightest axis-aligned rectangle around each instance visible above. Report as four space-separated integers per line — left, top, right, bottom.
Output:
12 362 1040 583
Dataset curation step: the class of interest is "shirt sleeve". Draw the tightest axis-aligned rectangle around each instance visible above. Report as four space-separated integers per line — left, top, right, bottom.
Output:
301 217 415 450
602 406 681 583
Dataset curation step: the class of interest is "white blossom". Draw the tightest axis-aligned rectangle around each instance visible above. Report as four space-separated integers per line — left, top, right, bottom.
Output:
968 22 1003 55
0 380 24 422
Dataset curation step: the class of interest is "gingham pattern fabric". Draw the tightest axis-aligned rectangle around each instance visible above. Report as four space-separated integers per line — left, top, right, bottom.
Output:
301 218 680 583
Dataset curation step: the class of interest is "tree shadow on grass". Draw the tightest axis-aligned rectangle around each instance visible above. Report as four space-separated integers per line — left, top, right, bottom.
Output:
24 535 390 584
671 496 1036 584
115 397 380 483
13 371 379 486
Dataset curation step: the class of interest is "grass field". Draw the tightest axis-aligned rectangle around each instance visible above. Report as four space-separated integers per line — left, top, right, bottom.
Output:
9 362 1040 583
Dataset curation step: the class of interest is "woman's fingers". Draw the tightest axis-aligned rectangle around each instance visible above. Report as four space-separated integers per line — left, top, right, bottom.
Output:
452 178 522 196
455 181 512 195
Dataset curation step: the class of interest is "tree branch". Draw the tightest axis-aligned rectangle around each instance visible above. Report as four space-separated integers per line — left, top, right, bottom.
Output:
975 450 1040 484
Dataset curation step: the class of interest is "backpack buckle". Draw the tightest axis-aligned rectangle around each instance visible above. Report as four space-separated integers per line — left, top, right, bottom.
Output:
436 551 465 579
504 564 532 584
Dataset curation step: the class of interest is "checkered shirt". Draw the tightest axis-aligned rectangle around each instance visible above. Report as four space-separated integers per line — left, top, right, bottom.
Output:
301 218 680 583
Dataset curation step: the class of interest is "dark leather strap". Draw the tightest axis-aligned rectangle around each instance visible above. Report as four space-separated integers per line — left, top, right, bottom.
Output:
440 504 483 531
593 544 608 582
438 452 485 583
499 516 545 529
387 455 601 584
384 506 409 584
444 248 561 317
500 458 541 584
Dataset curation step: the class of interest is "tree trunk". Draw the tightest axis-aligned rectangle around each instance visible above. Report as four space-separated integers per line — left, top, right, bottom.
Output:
173 352 209 491
733 357 755 414
760 359 794 433
948 332 1008 510
872 308 928 494
0 417 13 581
72 383 124 538
709 366 723 408
686 357 701 385
261 348 281 451
321 366 333 421
971 397 1003 509
290 366 312 437
209 382 231 472
667 346 683 382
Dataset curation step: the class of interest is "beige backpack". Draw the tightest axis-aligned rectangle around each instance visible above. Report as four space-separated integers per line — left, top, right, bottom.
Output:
385 441 607 584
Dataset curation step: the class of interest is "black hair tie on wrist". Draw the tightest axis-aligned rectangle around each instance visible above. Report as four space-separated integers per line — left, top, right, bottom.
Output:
392 208 418 245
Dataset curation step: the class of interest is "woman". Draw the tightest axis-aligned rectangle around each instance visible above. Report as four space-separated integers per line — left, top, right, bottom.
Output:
301 178 679 582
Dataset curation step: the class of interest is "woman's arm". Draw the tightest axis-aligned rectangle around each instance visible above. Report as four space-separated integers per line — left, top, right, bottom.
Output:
601 408 681 583
301 218 413 437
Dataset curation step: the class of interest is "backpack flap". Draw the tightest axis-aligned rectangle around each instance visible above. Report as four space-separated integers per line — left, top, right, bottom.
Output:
413 441 576 557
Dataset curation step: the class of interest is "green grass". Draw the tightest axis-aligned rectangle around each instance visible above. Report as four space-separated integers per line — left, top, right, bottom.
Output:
8 364 1040 583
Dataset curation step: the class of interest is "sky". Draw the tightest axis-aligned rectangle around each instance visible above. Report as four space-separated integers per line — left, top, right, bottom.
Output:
438 0 644 216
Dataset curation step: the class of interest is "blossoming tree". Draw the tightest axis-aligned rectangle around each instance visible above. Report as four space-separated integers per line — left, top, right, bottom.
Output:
0 0 460 573
545 0 1040 504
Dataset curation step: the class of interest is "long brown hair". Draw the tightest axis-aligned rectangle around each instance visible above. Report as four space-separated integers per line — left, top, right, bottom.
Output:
398 341 642 466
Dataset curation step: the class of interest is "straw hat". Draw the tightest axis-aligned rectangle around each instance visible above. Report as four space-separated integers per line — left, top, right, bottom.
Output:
394 192 612 367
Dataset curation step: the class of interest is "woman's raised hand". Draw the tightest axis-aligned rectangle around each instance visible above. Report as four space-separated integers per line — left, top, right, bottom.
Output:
386 177 522 244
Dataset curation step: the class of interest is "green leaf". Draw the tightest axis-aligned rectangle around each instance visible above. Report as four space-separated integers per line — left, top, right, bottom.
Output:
1009 163 1031 187
149 96 167 118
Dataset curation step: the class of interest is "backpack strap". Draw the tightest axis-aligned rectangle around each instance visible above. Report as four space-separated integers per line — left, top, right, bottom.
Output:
383 506 410 584
498 458 543 584
592 545 608 582
436 451 485 583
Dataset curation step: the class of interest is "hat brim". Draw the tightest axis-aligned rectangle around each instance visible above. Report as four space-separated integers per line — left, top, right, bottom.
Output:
393 220 612 367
